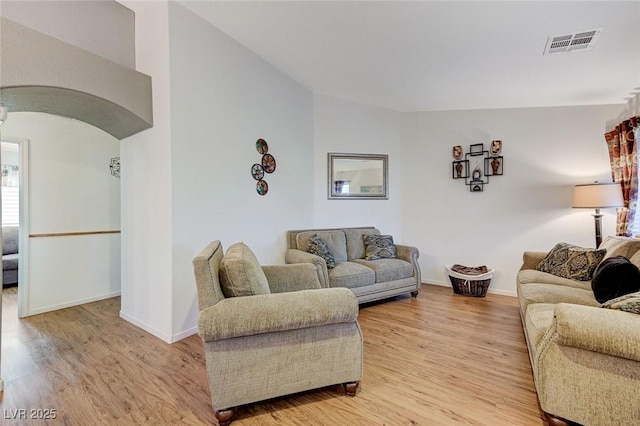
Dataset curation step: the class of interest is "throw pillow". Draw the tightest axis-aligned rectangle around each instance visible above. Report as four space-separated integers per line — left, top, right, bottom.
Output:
364 234 397 261
307 234 336 269
601 291 640 314
219 242 271 298
591 255 640 303
536 242 606 281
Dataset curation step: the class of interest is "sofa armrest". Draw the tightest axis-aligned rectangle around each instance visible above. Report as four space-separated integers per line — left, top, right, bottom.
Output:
546 303 640 362
198 288 358 342
285 248 329 287
262 263 322 293
520 251 547 271
396 244 421 283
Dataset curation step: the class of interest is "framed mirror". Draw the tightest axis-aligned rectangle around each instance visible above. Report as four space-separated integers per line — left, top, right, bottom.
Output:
328 153 388 200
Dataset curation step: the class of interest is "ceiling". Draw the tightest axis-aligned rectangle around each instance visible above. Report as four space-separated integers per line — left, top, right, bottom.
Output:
178 1 640 112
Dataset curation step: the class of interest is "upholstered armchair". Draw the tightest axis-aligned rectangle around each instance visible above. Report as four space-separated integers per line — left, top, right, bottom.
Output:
192 241 363 425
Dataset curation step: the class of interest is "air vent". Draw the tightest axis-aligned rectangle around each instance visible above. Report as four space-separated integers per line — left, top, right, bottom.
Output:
544 28 603 55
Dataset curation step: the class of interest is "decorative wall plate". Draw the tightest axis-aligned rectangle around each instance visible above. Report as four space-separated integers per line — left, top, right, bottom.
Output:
256 138 269 154
256 179 268 195
262 154 276 173
251 163 264 180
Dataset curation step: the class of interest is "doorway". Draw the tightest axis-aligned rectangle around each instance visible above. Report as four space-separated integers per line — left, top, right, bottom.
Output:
1 139 29 318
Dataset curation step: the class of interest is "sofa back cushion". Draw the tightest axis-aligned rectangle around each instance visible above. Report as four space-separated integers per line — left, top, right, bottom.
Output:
591 255 640 303
599 236 640 260
220 242 271 298
345 228 380 260
296 230 347 263
2 226 18 255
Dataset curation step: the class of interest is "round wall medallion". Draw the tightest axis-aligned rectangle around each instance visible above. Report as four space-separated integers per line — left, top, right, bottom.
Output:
256 179 268 195
251 163 264 180
262 154 276 173
256 138 269 154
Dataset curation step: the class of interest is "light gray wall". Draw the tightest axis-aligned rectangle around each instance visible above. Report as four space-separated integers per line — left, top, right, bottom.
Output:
0 0 135 68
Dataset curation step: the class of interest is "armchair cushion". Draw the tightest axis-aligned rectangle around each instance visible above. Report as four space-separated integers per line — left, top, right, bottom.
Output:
220 242 271 298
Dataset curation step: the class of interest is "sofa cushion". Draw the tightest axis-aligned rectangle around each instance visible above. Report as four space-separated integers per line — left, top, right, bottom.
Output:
517 269 591 290
2 253 18 271
220 242 271 298
345 228 380 260
591 256 640 303
297 230 347 263
536 242 606 281
518 283 599 313
364 234 397 260
599 235 640 260
306 234 336 269
351 258 413 283
2 226 18 255
328 261 376 289
524 303 555 348
601 291 640 314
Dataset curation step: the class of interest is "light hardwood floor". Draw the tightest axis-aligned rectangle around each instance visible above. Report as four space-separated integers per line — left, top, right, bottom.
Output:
0 285 543 425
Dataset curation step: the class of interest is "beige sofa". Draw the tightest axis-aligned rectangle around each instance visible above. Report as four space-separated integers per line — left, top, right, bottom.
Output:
517 236 640 425
285 226 421 304
193 240 363 425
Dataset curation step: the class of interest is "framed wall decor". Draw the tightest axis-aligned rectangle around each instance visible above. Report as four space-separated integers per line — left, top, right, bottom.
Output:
452 160 469 179
451 142 505 192
328 153 388 200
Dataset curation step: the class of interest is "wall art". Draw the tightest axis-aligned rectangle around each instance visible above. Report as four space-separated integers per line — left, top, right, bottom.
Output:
451 142 504 192
252 138 276 196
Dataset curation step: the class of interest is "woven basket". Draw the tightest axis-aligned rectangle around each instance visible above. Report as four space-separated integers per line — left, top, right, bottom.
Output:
444 265 494 298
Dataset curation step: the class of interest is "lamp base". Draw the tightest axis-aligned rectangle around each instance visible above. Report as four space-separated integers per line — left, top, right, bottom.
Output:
592 208 603 248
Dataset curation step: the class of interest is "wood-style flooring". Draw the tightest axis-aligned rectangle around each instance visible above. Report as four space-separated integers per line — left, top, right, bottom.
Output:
0 285 543 425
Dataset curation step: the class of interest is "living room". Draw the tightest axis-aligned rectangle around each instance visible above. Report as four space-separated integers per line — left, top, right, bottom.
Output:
0 1 639 425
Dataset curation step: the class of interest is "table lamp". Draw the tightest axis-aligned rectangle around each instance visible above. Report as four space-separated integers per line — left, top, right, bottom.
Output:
572 182 624 247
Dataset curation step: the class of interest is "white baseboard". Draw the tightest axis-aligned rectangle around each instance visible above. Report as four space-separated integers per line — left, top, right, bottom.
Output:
118 311 198 343
422 280 516 297
27 291 121 316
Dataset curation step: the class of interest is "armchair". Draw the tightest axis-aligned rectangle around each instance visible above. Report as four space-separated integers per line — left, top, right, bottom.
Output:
192 241 363 425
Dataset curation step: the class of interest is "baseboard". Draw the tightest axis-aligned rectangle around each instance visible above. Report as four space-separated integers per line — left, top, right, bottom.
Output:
27 291 121 316
422 280 516 297
118 312 198 343
119 310 173 343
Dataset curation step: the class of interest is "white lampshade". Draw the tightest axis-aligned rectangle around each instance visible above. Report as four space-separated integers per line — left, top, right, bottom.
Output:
572 182 624 208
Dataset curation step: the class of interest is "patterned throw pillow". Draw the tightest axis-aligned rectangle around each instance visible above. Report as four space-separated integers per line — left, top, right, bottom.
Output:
307 234 336 269
536 242 606 281
364 234 397 261
601 291 640 314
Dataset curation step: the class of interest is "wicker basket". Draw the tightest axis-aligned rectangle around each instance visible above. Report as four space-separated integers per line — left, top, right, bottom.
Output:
444 265 494 297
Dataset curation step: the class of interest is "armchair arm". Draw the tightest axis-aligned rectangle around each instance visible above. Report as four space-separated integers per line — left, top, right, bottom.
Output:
520 251 547 271
198 288 358 342
262 263 322 293
285 248 329 288
543 303 640 362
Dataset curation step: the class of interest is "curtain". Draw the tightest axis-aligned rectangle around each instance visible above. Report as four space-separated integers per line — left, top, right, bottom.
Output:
604 116 640 236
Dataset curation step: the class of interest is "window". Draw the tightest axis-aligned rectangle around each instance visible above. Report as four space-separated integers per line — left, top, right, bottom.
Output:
1 163 19 226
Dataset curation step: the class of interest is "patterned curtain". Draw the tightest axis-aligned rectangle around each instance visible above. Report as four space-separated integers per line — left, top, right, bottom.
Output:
604 116 640 236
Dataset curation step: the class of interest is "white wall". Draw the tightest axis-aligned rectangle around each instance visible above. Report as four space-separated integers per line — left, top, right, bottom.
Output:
167 3 314 340
313 95 405 240
1 112 120 314
117 0 174 342
401 104 626 295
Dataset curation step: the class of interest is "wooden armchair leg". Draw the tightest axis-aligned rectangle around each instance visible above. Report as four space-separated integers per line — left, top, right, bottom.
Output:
215 408 235 426
343 381 359 397
411 291 419 298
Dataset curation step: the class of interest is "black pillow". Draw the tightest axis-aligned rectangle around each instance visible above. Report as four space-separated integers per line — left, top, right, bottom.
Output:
591 256 640 303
